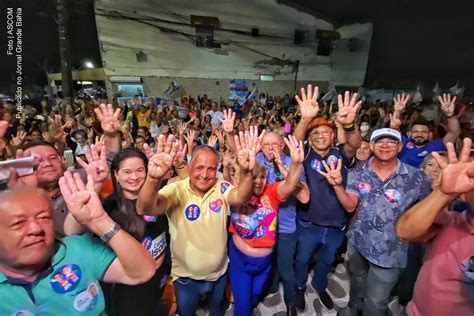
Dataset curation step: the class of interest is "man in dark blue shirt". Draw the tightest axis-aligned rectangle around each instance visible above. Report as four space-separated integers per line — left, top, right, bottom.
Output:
292 85 362 311
392 93 461 168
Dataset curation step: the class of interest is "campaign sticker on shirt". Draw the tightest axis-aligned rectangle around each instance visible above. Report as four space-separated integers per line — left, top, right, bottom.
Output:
384 189 401 203
143 215 158 222
144 232 167 259
326 155 339 168
459 256 474 284
255 225 266 238
358 182 372 195
50 264 82 294
310 159 323 171
406 142 414 149
185 204 201 221
209 198 224 213
142 236 153 251
417 150 429 158
10 310 34 316
73 282 100 312
220 182 230 194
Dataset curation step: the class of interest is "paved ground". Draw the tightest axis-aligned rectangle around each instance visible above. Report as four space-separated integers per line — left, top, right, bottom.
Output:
197 262 403 316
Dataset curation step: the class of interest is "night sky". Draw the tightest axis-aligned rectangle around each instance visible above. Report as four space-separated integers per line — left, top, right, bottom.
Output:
1 0 473 94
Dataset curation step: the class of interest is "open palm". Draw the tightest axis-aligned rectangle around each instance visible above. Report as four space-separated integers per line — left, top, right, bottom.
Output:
433 138 474 194
295 84 319 120
336 91 361 126
59 172 105 225
94 103 121 135
147 134 180 179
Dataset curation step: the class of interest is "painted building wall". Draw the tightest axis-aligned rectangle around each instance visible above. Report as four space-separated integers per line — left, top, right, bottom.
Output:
95 0 372 98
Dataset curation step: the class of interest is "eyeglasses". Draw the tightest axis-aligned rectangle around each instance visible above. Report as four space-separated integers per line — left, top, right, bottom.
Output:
373 140 400 147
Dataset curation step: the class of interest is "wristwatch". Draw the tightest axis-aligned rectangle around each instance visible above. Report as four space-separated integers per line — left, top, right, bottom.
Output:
100 223 122 243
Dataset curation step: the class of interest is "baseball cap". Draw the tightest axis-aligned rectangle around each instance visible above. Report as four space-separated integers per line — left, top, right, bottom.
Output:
370 128 401 142
307 117 334 132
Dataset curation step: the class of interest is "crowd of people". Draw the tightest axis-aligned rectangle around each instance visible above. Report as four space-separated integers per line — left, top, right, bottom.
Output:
0 84 472 316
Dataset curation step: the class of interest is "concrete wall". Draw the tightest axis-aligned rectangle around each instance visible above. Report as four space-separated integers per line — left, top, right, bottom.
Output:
331 23 374 87
95 0 372 99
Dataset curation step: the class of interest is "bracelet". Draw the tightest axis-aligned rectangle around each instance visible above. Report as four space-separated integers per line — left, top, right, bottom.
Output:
100 223 122 243
445 113 455 119
343 124 355 132
175 164 186 170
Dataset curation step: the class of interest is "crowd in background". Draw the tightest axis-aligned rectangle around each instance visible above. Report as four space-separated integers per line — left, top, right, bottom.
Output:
0 85 473 316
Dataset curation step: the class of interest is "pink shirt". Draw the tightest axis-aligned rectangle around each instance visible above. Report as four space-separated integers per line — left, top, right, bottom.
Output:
407 212 474 316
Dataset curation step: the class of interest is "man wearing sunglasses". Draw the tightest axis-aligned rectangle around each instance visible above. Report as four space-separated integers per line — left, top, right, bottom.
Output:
331 128 431 316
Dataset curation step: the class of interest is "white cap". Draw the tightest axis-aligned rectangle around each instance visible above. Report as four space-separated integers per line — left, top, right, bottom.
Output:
370 128 401 142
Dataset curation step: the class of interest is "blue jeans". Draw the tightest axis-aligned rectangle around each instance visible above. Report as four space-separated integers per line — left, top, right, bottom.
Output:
277 231 299 306
229 238 273 316
294 219 345 293
174 271 227 316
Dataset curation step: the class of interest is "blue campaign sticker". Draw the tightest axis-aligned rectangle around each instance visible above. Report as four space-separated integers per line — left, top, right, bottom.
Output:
142 236 153 250
310 159 323 171
50 264 82 294
220 182 230 194
185 204 201 221
384 189 401 203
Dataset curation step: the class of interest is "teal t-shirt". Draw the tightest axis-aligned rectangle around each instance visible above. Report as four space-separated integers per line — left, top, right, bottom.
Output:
0 234 116 315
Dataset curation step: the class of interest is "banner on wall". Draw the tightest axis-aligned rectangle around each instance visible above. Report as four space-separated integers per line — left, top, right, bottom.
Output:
228 80 250 101
164 80 182 96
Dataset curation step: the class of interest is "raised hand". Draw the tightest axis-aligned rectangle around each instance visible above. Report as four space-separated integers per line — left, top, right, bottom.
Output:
10 130 26 147
184 129 197 153
218 109 236 133
393 93 410 112
336 91 362 126
295 84 320 120
437 93 456 117
214 128 225 146
59 172 105 225
94 103 121 136
389 113 402 130
249 125 266 153
147 134 180 179
207 134 218 147
76 144 110 184
283 135 304 165
142 143 156 159
172 142 188 170
272 148 288 178
234 131 257 171
317 158 343 186
432 138 474 195
0 120 8 139
51 115 68 143
178 122 188 136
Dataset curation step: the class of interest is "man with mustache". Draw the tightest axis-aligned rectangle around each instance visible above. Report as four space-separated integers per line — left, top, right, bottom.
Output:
393 93 461 168
137 133 257 316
